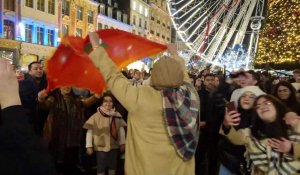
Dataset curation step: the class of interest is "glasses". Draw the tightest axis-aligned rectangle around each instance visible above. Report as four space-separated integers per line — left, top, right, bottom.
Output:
255 101 272 110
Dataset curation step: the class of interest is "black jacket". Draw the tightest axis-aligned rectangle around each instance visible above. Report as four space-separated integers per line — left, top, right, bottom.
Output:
218 109 252 174
0 105 55 175
19 74 48 135
19 74 47 114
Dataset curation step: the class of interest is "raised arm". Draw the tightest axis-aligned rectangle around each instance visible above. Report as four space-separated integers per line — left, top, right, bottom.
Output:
219 126 250 146
88 32 152 111
37 89 54 109
167 44 190 82
81 93 100 108
0 59 55 174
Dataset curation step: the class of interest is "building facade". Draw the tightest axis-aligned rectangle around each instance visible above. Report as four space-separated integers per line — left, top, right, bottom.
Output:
97 0 131 32
149 0 171 44
0 0 172 69
130 0 150 38
59 0 99 39
0 0 59 67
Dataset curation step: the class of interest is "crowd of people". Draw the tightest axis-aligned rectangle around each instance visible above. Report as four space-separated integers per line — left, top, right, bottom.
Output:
0 32 300 175
191 68 300 175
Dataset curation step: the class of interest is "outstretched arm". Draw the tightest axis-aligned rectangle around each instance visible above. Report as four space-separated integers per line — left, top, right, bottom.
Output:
167 44 191 83
88 32 149 111
0 59 55 174
219 126 250 146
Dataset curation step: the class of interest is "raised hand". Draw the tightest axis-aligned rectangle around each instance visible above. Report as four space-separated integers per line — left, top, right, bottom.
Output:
284 112 300 126
167 44 178 56
88 32 101 48
223 110 241 128
0 59 21 109
37 90 48 102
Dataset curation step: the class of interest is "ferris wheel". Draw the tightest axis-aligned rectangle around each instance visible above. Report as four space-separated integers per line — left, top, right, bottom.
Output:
167 0 266 70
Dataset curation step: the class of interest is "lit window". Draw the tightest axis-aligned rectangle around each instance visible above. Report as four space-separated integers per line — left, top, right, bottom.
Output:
37 27 44 45
88 11 94 24
117 11 122 21
3 20 15 39
77 6 83 20
145 8 148 17
37 0 45 11
48 0 55 15
25 24 33 43
133 1 136 10
139 5 143 14
62 0 70 15
48 30 54 46
62 24 69 36
4 0 15 11
25 0 33 8
107 7 112 17
123 14 128 24
76 28 82 37
100 5 105 15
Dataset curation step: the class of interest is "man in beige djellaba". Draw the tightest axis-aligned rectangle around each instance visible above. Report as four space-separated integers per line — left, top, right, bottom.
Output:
87 32 201 175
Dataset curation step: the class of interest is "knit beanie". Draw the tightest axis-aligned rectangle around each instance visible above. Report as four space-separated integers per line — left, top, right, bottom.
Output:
150 57 184 90
238 86 265 99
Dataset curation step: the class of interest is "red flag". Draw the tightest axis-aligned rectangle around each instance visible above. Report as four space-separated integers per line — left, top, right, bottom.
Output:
46 29 167 94
46 37 105 94
83 29 167 68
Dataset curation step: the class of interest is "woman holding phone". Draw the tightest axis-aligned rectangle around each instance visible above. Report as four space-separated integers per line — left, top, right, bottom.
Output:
219 86 265 175
221 94 300 174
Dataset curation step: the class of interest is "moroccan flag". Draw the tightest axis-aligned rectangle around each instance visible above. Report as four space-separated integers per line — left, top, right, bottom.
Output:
46 29 167 94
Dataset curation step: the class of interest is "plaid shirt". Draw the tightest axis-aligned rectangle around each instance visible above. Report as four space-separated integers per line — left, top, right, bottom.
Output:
162 81 200 160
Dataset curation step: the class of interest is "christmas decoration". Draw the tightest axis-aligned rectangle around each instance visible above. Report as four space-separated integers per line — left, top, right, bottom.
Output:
255 0 300 69
215 44 254 71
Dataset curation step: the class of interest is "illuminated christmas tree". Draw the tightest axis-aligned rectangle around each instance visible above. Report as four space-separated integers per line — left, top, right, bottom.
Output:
255 0 300 69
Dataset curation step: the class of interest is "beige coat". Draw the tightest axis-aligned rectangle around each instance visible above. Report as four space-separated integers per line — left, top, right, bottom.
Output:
83 111 126 152
89 48 195 175
220 127 300 175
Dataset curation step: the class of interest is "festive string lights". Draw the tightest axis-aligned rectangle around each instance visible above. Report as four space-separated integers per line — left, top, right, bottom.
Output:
255 0 300 69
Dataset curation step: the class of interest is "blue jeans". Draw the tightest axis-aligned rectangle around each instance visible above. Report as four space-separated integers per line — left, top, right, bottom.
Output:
96 149 119 173
219 164 234 175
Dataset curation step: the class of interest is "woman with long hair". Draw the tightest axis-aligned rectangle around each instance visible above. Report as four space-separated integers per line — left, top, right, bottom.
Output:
272 81 300 115
193 76 203 91
219 86 265 175
221 94 300 174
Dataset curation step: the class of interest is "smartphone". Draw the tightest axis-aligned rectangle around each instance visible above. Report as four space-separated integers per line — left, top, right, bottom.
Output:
226 101 236 112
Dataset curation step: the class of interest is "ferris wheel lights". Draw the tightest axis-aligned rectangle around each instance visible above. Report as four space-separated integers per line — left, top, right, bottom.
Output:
250 16 264 30
167 0 265 70
171 0 193 17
